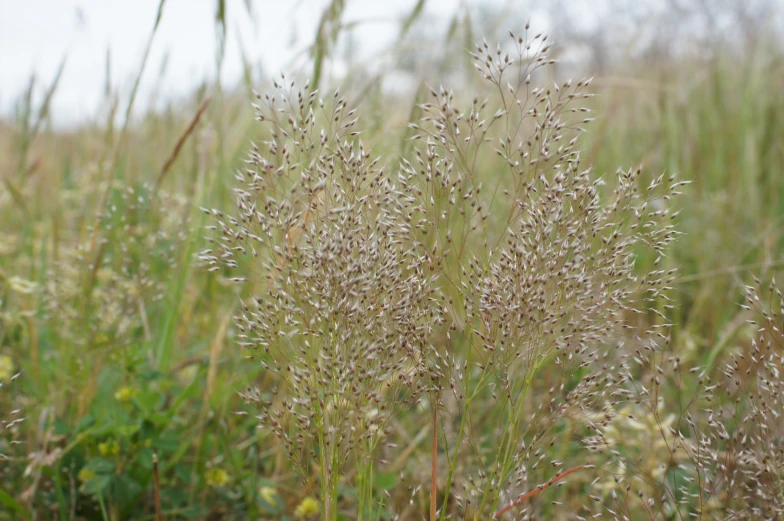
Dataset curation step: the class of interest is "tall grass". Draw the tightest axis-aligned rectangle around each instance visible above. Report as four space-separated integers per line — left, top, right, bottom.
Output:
1 5 783 520
584 44 784 369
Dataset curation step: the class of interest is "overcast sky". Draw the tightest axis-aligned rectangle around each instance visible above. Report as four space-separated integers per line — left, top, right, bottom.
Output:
1 0 512 125
3 0 782 126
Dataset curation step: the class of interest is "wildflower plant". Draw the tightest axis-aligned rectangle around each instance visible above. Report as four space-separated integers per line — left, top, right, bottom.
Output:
206 28 685 520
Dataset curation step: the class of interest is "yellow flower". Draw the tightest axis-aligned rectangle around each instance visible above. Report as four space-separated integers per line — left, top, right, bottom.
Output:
114 386 138 403
205 467 229 487
98 439 120 456
259 486 278 504
78 468 96 482
294 496 319 518
0 355 14 382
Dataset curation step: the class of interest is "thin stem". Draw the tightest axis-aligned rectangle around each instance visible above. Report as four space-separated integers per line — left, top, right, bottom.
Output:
493 465 584 518
152 454 163 521
439 334 482 521
97 492 110 521
438 399 469 521
431 399 439 521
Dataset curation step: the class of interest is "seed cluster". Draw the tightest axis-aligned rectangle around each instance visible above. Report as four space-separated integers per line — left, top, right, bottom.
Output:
399 29 682 518
203 28 783 521
201 79 441 498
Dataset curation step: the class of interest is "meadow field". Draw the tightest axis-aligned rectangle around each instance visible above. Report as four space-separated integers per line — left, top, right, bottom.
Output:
1 2 784 520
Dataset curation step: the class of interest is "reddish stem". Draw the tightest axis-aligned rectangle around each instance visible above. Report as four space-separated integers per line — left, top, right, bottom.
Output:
493 464 584 518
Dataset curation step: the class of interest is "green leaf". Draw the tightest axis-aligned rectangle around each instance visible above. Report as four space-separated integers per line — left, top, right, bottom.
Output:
81 474 112 496
162 485 189 507
399 0 426 39
53 419 71 436
75 414 96 433
175 463 195 485
374 471 398 491
180 505 207 519
115 423 140 438
163 367 203 419
113 474 143 510
152 432 181 453
0 488 32 521
88 456 116 474
138 447 155 469
92 420 116 437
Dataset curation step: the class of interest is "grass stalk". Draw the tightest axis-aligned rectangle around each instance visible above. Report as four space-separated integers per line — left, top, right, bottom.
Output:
430 399 438 521
493 465 584 518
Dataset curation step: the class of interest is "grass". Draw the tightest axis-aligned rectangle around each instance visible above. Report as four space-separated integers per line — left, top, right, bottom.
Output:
583 46 784 361
2 5 784 521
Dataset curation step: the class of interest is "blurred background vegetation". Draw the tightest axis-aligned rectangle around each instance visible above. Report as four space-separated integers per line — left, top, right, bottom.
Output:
1 0 783 519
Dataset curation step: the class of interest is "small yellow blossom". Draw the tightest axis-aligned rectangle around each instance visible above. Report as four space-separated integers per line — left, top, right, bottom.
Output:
0 355 14 382
78 468 96 482
98 439 120 457
259 486 278 504
205 467 229 487
294 496 319 518
114 386 138 403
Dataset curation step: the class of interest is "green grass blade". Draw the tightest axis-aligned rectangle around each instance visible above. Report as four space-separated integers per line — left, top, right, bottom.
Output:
399 0 426 39
0 488 32 521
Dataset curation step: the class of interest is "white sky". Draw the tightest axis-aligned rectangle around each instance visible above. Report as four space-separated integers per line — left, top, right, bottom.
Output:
3 0 781 126
0 0 505 125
